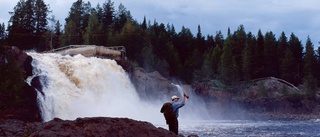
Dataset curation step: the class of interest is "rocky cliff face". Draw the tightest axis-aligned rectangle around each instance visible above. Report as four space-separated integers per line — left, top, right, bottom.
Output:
130 67 187 101
192 78 320 120
0 46 40 122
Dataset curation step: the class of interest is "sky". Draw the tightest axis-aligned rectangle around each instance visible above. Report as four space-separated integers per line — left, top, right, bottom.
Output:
1 0 320 47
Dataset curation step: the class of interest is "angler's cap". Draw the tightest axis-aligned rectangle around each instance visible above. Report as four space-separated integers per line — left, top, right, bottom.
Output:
171 95 179 100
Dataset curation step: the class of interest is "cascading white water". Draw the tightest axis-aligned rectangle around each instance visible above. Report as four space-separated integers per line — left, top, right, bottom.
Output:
26 52 163 123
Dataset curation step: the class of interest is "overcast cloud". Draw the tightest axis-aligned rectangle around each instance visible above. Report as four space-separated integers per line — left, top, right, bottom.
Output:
1 0 320 46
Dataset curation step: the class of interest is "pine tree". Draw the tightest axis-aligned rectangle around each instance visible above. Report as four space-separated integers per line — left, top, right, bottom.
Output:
263 31 278 77
62 0 86 45
232 25 246 81
34 0 49 51
220 36 234 85
7 0 49 50
278 32 288 61
288 33 303 85
196 25 206 53
193 51 213 82
303 36 317 98
242 32 255 81
253 30 264 78
211 44 222 77
54 21 61 48
8 0 29 49
280 48 295 83
83 11 102 45
174 26 194 65
215 31 224 48
114 3 132 32
184 49 202 83
23 0 35 49
102 0 115 31
166 42 182 77
141 16 147 30
60 20 77 46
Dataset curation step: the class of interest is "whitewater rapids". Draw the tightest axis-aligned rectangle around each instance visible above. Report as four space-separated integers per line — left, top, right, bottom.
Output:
26 52 163 123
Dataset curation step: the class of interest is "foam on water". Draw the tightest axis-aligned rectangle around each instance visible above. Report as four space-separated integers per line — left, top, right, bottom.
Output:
26 52 163 123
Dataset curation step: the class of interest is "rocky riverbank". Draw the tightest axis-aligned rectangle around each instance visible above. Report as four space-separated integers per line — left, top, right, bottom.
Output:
0 117 178 137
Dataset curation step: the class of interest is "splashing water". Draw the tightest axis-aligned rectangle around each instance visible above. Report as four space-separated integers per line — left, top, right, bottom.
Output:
26 52 163 123
171 83 185 98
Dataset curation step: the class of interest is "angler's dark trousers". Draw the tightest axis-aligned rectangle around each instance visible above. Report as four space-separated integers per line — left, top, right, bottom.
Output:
168 118 178 134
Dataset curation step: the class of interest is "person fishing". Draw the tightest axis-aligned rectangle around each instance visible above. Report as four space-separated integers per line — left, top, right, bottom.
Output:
160 92 188 134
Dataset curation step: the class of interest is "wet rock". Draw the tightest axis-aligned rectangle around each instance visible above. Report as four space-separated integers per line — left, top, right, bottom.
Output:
0 46 40 122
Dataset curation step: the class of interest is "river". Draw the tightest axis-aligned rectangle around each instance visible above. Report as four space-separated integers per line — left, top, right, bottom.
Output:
156 119 320 137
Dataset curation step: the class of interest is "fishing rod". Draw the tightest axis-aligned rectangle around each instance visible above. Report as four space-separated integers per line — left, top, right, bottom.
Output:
171 83 189 99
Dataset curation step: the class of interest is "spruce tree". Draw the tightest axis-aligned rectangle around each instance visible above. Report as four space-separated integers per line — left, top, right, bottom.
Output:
303 37 317 98
288 33 303 85
253 30 264 78
83 11 102 45
211 44 222 78
263 31 278 77
102 0 115 31
220 36 234 85
280 48 295 83
63 0 86 45
34 0 49 51
242 32 255 81
232 25 246 81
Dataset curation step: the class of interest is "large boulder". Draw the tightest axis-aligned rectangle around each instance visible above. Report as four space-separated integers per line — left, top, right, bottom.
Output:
0 117 178 137
130 67 182 101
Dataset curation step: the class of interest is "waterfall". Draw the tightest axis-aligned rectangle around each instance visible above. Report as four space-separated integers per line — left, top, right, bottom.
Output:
26 52 162 123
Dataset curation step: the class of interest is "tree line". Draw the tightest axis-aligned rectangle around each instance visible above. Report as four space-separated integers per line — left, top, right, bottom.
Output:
1 0 320 97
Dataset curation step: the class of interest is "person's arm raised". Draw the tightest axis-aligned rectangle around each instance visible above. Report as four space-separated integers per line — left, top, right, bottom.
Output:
182 92 188 104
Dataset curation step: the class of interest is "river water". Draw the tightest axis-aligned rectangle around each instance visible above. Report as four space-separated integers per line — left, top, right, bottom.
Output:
157 119 320 137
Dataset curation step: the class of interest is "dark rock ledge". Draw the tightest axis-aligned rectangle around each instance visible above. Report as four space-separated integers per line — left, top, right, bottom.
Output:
0 117 179 137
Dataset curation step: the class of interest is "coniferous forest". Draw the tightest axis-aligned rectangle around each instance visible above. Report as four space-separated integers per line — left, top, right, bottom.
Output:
1 0 320 98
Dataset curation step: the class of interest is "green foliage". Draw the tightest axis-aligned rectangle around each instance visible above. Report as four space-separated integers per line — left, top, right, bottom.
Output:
83 11 102 45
